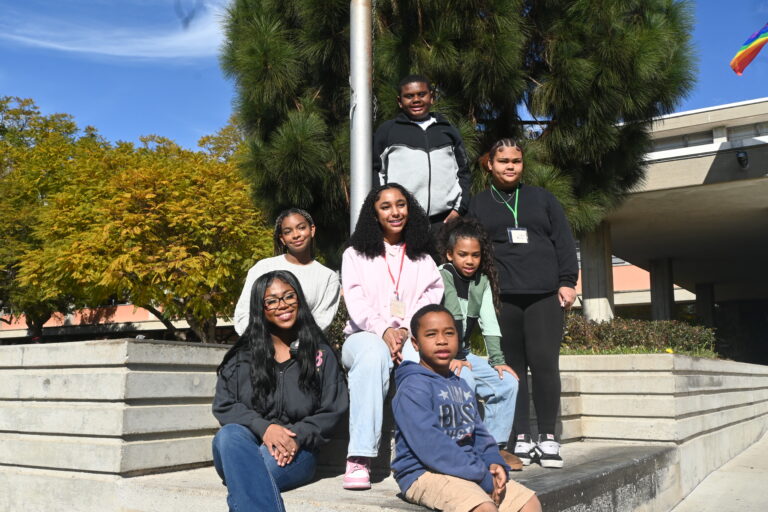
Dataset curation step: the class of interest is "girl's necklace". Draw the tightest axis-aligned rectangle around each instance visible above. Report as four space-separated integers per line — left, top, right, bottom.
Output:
490 185 517 204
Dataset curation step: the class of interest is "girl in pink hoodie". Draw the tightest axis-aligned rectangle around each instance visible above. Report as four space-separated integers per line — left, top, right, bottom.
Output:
340 183 443 490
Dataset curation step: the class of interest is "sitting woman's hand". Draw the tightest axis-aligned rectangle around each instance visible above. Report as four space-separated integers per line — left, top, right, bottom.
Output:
275 438 298 467
383 327 409 362
493 364 519 381
450 358 472 376
263 424 298 466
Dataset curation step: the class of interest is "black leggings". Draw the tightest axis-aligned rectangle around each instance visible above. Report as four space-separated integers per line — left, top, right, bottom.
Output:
498 292 563 438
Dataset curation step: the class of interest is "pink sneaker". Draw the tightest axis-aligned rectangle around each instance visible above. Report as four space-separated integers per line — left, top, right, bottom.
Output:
343 456 371 490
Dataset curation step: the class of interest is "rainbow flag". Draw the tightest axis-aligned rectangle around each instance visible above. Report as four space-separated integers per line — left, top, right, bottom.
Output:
730 22 768 75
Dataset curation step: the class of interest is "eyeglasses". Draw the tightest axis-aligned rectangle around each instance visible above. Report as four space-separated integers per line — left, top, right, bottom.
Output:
263 292 298 311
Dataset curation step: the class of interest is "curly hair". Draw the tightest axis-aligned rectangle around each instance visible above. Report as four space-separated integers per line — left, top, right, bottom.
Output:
437 217 501 313
217 270 324 410
272 208 315 257
348 183 433 260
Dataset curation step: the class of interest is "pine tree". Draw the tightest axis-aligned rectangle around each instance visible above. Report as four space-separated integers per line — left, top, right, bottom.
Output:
222 0 694 251
524 0 695 227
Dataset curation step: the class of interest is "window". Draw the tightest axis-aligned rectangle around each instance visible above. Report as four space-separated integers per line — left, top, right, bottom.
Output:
651 130 714 152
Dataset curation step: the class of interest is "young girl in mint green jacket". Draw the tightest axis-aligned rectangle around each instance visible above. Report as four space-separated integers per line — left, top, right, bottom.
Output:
438 217 521 469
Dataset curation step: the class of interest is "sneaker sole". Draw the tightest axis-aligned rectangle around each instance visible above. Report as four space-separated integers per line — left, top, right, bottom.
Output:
515 455 532 466
343 481 372 490
539 458 564 469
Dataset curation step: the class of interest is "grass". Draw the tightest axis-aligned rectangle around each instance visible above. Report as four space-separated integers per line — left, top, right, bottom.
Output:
559 346 719 358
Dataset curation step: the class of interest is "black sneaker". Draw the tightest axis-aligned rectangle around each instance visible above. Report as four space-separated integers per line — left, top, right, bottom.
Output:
512 434 537 466
535 433 563 468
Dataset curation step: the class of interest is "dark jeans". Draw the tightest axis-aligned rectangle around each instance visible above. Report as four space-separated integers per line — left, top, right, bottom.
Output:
212 424 317 512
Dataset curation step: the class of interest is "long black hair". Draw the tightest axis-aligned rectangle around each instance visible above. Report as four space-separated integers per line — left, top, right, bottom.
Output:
437 217 501 313
217 270 323 410
348 183 433 260
272 208 316 257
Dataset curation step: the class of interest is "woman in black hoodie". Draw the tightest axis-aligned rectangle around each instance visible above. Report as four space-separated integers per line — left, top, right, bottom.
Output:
212 270 348 512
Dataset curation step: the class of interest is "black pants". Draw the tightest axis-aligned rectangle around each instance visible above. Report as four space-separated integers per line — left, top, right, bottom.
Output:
498 292 564 439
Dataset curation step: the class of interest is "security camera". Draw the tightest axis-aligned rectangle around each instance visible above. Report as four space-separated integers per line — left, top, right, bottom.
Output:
736 151 749 169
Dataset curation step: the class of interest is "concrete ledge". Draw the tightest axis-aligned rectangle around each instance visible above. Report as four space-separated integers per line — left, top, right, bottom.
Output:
0 432 214 473
0 441 682 512
0 466 119 512
0 339 224 476
0 401 217 436
517 444 678 512
3 342 768 511
0 339 227 368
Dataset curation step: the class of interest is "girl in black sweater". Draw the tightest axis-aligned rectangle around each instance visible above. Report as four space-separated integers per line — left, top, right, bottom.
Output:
212 270 348 511
468 139 578 469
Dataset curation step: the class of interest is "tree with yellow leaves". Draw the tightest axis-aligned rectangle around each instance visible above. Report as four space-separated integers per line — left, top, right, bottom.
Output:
0 97 85 338
8 101 271 343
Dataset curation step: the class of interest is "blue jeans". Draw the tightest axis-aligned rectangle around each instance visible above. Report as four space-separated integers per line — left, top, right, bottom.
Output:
212 424 317 512
341 331 394 457
460 353 518 445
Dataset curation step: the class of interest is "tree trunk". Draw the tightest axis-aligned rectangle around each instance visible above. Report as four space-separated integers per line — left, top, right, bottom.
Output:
143 305 186 341
186 314 217 344
24 311 52 341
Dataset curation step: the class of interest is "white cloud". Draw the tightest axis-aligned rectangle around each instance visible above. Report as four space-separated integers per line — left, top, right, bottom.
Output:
0 1 227 60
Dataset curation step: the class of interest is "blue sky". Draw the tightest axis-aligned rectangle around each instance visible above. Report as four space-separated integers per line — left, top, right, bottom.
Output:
1 0 768 149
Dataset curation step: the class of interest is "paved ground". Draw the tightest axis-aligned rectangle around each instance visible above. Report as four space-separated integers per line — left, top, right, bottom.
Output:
123 441 672 511
671 433 768 512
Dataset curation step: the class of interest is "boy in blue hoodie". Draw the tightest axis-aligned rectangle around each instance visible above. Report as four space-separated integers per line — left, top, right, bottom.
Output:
392 304 542 512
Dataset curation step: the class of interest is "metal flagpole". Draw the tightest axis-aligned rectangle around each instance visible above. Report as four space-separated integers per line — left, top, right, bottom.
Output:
349 0 373 233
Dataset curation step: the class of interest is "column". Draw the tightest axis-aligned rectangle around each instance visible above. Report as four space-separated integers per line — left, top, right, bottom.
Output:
695 282 715 327
650 258 674 320
580 221 615 322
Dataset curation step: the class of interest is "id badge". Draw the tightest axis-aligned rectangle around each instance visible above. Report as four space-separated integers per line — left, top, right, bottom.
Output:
507 227 529 244
390 297 406 319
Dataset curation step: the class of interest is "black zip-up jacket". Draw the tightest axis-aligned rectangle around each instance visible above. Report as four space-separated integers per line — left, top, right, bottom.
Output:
372 112 471 216
212 344 348 451
468 184 578 295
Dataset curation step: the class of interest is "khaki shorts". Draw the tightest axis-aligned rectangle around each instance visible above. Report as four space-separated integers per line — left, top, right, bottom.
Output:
404 471 536 512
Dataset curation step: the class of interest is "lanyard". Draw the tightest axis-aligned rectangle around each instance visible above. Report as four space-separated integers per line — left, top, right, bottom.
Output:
491 184 520 228
385 243 406 300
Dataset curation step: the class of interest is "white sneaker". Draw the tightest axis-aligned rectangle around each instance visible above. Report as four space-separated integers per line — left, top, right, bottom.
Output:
536 433 563 468
512 434 537 466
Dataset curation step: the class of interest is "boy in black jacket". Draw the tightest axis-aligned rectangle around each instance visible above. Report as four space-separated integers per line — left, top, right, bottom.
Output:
372 74 471 230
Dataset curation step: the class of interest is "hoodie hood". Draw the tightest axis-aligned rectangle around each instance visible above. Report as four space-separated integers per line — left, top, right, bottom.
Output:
395 360 457 387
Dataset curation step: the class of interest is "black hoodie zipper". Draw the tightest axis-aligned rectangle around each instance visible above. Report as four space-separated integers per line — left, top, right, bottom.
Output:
275 359 294 417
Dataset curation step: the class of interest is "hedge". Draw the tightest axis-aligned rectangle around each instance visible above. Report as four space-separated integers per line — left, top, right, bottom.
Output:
327 303 718 358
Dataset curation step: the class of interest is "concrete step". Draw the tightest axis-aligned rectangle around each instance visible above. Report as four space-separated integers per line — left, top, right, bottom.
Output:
117 441 678 512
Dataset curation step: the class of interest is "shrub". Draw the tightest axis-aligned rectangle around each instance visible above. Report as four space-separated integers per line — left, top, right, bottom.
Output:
326 299 348 352
563 313 717 357
327 302 719 358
